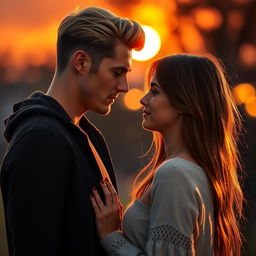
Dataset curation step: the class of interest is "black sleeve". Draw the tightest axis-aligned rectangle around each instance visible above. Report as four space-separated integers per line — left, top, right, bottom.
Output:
4 129 73 256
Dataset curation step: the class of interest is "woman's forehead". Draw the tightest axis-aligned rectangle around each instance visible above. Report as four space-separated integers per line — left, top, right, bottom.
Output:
150 72 160 87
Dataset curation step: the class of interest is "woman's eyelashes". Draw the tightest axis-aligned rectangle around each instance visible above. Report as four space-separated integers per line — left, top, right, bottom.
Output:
150 88 159 96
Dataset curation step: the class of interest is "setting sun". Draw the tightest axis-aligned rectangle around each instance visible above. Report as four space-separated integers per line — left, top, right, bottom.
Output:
132 25 161 62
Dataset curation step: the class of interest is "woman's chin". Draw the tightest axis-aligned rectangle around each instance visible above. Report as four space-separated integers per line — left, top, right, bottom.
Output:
142 121 155 131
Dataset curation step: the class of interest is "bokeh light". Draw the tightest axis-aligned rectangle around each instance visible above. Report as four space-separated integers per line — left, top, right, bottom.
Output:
132 25 161 61
227 10 244 31
0 2 256 256
245 96 256 117
239 43 256 67
233 83 255 104
193 8 223 30
179 17 204 51
123 89 144 110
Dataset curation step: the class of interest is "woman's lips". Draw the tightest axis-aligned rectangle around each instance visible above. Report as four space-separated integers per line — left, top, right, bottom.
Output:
142 110 150 118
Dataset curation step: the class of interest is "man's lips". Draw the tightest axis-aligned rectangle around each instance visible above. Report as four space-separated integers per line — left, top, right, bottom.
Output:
108 94 118 100
106 94 118 104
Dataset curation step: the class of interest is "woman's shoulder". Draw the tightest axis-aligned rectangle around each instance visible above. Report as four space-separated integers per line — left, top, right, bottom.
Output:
155 157 209 188
156 157 203 175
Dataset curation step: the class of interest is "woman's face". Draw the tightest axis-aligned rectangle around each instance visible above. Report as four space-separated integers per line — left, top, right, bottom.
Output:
140 72 181 133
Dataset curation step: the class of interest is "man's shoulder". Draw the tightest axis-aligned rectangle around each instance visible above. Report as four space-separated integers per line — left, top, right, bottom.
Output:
15 114 70 137
3 118 76 165
7 114 76 154
25 113 64 127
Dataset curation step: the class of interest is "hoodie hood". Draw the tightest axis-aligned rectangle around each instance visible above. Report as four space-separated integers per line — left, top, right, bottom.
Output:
4 91 74 143
3 91 117 192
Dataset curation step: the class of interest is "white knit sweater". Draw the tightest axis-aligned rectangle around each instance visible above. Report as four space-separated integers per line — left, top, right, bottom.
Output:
101 158 215 256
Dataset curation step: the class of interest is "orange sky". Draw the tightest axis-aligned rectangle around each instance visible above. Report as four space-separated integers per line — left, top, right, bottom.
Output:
1 0 200 67
1 0 253 70
0 0 238 72
0 0 221 86
0 0 115 28
1 0 255 116
0 0 131 67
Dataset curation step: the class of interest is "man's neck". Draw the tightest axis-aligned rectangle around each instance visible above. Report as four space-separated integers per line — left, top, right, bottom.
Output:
47 72 86 125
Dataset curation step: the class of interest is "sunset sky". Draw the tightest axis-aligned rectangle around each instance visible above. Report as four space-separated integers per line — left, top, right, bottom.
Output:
1 0 254 69
1 0 255 115
0 0 206 68
0 0 118 67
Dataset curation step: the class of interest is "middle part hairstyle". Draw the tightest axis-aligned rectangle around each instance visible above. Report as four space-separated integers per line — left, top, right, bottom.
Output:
131 53 244 256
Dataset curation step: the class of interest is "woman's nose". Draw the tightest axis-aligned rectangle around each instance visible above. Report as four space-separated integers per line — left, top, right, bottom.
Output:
140 93 148 106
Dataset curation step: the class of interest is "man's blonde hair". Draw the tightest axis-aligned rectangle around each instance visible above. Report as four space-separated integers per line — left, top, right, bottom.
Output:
57 7 145 73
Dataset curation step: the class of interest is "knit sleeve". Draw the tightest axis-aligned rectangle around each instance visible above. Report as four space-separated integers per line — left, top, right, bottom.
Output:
100 161 200 256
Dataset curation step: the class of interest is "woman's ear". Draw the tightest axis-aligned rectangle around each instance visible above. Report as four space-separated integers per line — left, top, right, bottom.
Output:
72 50 91 74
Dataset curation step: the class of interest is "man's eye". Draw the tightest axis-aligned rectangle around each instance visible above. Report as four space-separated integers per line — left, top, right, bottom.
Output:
150 89 158 96
113 72 122 77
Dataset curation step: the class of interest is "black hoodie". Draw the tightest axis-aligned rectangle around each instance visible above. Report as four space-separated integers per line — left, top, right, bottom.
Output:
0 91 117 256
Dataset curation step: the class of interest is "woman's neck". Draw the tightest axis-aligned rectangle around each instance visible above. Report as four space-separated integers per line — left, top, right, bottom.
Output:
162 129 185 160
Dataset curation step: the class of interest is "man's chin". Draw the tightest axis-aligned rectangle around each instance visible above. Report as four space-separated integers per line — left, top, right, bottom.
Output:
97 105 111 116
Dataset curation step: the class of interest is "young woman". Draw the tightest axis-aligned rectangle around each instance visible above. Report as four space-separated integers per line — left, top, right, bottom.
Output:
90 54 244 256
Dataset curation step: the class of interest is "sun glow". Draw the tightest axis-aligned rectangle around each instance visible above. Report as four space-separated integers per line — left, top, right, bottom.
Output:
132 25 161 62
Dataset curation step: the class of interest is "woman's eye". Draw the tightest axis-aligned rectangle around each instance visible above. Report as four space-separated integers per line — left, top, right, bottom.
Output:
150 89 158 96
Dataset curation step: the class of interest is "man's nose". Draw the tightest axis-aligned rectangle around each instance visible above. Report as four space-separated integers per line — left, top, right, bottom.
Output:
116 77 129 93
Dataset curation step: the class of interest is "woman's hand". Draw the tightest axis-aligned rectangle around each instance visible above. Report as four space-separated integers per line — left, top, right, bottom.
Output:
90 178 123 239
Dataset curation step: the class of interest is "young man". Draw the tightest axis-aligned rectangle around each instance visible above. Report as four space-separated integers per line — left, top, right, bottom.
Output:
0 7 144 256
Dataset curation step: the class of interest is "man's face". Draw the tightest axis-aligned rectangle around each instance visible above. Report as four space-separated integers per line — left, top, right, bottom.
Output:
79 42 132 115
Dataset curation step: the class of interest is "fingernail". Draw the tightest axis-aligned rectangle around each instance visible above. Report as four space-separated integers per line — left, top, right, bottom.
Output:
92 186 97 191
105 177 109 182
100 179 104 184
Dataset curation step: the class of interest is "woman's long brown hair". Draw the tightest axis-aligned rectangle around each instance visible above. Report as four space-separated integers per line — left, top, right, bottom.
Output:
131 54 244 256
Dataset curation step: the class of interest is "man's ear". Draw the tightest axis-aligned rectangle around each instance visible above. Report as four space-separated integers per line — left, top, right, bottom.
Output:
72 50 91 74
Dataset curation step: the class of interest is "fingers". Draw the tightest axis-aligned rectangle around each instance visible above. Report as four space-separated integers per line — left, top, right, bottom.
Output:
100 179 113 206
89 181 122 239
91 186 104 211
90 193 101 216
104 178 118 205
90 178 120 214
